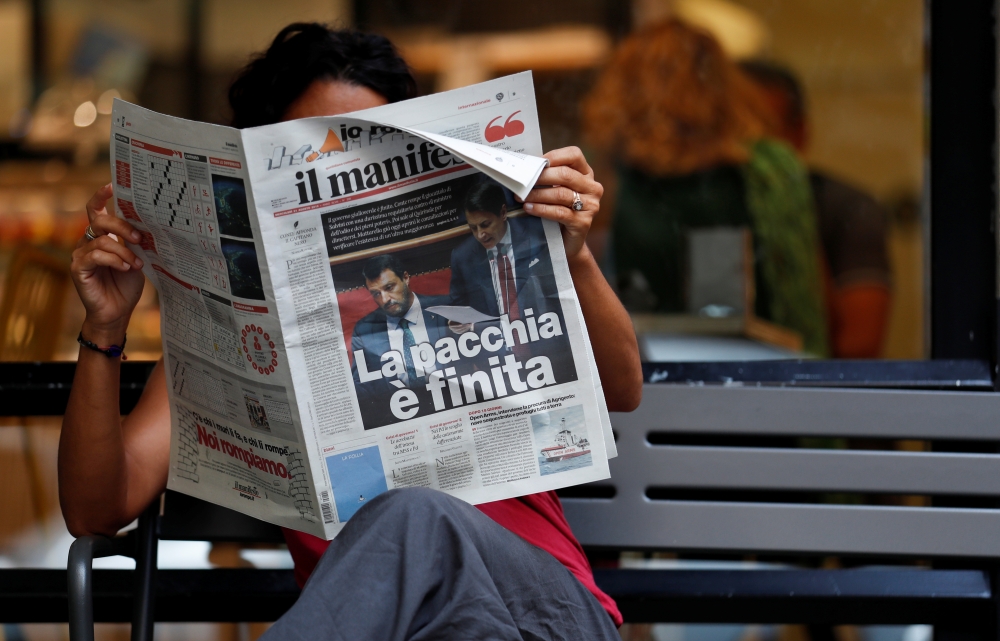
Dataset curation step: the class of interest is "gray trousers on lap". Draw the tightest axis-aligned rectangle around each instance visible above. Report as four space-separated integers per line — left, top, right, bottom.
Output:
263 487 620 641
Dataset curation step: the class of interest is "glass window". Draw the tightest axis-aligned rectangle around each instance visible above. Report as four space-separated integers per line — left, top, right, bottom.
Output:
365 0 926 363
0 0 350 361
0 0 931 363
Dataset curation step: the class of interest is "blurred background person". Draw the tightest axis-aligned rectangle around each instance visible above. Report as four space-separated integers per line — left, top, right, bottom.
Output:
582 18 829 356
740 60 892 358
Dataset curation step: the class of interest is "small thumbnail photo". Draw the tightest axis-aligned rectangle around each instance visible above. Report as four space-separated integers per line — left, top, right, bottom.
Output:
244 393 270 432
325 445 389 522
220 237 265 301
211 174 253 239
531 405 592 476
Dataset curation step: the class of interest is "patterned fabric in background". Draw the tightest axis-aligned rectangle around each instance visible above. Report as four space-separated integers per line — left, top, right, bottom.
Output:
742 139 828 356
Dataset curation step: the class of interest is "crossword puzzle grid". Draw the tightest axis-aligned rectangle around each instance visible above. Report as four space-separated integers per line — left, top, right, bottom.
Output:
160 279 214 358
149 157 193 231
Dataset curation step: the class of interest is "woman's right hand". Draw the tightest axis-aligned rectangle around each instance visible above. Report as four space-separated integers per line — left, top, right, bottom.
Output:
70 183 146 341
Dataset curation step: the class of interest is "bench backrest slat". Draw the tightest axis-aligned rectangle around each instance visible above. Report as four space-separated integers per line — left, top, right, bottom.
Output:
615 384 1000 440
562 384 1000 557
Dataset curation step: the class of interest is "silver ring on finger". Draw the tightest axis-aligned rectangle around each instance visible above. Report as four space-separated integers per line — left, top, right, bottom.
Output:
571 191 584 211
84 225 98 241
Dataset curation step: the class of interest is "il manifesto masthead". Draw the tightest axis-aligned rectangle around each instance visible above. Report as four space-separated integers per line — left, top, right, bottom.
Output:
292 140 466 205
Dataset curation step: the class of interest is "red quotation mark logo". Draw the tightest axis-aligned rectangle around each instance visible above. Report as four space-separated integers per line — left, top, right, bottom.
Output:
484 111 524 143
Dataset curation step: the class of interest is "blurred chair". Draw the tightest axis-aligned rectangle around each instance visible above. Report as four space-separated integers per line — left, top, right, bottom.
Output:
0 245 70 525
0 245 70 361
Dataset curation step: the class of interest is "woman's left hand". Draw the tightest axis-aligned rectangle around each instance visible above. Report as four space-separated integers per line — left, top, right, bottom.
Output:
518 146 603 262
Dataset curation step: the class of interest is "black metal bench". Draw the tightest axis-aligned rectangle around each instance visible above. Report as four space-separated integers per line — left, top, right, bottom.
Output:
2 362 1000 639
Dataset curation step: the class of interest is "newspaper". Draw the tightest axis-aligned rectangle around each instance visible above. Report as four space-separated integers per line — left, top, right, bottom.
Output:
109 72 615 539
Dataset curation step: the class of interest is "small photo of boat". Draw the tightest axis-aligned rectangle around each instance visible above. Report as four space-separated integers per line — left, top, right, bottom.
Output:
531 405 593 476
539 419 591 462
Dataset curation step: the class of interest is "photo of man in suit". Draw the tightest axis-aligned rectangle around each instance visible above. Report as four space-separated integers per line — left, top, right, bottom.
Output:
450 179 575 380
450 180 559 318
351 254 451 428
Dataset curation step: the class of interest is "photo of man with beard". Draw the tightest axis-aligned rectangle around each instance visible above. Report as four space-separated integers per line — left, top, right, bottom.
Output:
350 253 451 428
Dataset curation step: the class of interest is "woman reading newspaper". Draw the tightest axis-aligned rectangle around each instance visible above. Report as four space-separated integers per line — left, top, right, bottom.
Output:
59 23 642 640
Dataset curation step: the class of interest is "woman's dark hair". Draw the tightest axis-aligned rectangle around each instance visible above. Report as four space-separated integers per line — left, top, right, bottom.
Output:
463 180 507 217
228 23 417 129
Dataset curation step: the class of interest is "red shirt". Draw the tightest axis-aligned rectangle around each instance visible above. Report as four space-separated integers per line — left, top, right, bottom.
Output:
282 491 622 626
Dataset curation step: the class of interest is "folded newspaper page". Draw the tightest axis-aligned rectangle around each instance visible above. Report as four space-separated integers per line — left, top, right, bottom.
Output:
109 72 614 539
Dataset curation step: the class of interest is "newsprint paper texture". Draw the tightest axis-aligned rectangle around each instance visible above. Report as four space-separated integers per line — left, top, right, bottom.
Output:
109 72 615 539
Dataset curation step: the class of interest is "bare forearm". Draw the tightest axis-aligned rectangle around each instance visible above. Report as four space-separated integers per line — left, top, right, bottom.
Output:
59 321 130 536
62 185 169 536
568 246 643 411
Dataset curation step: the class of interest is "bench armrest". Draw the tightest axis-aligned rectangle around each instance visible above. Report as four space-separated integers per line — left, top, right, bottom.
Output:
68 535 129 641
67 501 160 641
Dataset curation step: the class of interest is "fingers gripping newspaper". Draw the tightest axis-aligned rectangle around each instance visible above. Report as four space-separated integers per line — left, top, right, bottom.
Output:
110 72 615 539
